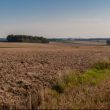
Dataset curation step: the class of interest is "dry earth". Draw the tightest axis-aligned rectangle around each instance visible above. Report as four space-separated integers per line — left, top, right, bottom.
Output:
0 42 110 109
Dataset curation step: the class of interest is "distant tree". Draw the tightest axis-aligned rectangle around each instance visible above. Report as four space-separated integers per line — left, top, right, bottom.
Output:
7 35 49 43
106 40 110 45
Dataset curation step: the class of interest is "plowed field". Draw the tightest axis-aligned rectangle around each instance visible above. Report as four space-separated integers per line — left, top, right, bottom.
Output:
0 43 110 109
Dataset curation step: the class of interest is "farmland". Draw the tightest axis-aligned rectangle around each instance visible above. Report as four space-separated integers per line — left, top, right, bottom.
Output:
0 42 110 109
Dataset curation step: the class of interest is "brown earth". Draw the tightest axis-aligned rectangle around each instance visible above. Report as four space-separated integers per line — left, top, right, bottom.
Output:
0 42 110 109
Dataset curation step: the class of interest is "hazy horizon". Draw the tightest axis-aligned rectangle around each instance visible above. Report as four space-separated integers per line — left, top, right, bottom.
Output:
0 0 110 38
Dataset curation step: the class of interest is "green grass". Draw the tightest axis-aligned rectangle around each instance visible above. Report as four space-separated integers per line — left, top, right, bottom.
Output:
52 60 110 93
80 68 109 85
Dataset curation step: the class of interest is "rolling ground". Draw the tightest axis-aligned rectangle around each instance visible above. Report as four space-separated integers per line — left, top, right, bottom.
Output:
0 42 110 109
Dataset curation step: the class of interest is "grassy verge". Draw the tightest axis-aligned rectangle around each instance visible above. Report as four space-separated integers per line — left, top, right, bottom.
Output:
52 60 110 93
41 60 110 109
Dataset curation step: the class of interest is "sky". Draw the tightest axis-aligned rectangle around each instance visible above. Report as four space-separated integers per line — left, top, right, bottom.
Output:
0 0 110 38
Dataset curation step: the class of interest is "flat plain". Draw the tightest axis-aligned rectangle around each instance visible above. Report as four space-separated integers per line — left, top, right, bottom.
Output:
0 42 110 109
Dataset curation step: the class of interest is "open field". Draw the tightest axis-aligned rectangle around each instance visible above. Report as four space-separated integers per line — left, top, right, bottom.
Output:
0 42 110 109
70 40 106 46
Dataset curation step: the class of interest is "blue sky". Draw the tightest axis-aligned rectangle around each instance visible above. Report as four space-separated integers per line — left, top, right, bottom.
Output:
0 0 110 38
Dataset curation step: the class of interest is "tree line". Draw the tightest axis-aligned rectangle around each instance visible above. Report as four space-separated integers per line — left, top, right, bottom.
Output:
7 35 49 43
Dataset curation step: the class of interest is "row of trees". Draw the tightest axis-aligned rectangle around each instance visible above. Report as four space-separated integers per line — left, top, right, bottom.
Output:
7 35 49 43
6 35 110 45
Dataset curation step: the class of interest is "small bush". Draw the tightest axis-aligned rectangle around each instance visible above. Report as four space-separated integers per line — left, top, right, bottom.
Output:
52 85 64 94
106 40 110 45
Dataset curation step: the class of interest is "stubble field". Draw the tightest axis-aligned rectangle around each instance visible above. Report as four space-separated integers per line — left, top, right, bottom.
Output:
0 42 110 109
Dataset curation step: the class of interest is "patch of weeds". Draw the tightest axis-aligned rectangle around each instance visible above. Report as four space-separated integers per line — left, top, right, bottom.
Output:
80 69 109 85
92 60 110 70
52 60 110 93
